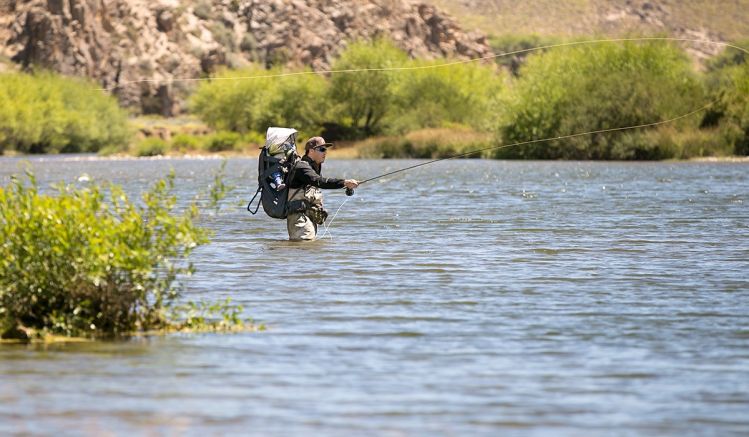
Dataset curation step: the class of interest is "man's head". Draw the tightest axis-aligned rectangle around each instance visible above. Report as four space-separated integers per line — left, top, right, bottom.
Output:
305 136 333 164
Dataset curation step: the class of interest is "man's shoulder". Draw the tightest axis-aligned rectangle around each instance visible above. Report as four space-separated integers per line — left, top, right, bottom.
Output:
294 159 312 169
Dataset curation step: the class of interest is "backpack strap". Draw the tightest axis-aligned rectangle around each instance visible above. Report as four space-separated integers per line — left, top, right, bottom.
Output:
284 157 306 215
247 186 262 214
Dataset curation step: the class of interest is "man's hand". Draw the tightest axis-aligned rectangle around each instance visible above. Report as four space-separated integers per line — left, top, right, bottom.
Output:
344 179 359 189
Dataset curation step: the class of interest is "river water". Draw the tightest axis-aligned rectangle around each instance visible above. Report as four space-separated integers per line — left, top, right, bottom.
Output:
1 156 748 435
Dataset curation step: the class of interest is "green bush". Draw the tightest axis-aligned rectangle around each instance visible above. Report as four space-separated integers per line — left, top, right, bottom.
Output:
204 130 241 152
704 43 749 155
135 137 168 156
357 128 493 159
0 166 244 339
706 40 749 72
0 71 129 154
190 65 328 134
171 133 204 151
389 60 504 132
328 38 409 135
488 34 561 75
497 41 705 159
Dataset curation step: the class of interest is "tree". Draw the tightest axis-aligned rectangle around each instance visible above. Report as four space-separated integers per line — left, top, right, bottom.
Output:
497 41 704 159
328 39 408 135
190 66 328 135
390 60 504 133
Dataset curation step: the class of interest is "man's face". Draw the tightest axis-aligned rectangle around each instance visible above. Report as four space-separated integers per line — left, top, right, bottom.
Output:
308 146 327 164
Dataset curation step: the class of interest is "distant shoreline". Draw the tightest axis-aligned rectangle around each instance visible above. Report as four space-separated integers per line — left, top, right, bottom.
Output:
2 152 748 163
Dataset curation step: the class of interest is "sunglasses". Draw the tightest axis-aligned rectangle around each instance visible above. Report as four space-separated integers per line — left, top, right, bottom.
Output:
314 146 328 153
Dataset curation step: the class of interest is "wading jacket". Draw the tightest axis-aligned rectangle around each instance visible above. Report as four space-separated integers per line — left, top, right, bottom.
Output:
288 155 345 190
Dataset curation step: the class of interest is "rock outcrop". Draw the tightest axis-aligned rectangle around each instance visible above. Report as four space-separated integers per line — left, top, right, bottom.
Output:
2 0 491 115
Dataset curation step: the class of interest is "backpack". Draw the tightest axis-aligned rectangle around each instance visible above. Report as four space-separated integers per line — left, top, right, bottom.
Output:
247 127 300 219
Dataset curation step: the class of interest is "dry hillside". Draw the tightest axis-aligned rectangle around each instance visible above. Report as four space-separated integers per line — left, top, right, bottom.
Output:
429 0 749 42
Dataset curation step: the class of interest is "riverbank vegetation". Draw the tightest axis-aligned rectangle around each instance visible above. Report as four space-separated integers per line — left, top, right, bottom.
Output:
1 38 747 160
0 164 256 341
0 72 129 155
496 41 705 159
355 127 494 159
190 38 748 160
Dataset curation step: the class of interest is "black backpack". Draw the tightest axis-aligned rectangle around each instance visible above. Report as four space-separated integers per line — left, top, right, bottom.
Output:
247 146 300 219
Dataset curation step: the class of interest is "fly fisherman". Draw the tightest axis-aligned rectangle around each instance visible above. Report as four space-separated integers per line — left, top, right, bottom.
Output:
286 136 359 241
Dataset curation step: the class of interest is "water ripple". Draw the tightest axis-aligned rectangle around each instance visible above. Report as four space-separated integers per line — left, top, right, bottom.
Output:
1 158 748 435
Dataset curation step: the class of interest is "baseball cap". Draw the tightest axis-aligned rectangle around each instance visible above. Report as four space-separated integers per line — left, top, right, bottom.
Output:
305 136 334 151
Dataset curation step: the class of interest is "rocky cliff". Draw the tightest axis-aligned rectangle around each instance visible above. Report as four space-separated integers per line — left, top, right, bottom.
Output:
1 0 491 115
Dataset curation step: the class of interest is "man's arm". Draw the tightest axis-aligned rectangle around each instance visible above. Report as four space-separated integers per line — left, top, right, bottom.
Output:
295 161 345 189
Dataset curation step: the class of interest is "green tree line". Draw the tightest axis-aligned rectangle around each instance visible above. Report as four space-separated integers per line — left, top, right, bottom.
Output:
190 39 505 140
1 38 747 159
192 38 749 159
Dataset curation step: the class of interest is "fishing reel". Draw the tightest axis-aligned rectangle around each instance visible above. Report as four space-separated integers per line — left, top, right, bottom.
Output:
345 187 355 196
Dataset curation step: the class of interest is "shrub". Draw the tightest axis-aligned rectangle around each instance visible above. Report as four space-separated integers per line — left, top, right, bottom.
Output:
171 133 203 151
328 38 409 135
0 166 245 339
704 43 749 155
389 60 504 133
497 41 705 159
488 34 561 75
634 125 738 159
135 137 168 156
193 1 212 20
706 39 749 72
357 128 493 159
190 65 328 134
0 71 129 154
204 130 241 152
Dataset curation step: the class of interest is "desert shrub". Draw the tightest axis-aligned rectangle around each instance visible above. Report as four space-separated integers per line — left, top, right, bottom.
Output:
0 165 246 339
210 23 236 51
497 41 704 159
328 38 409 135
0 71 129 154
193 1 212 20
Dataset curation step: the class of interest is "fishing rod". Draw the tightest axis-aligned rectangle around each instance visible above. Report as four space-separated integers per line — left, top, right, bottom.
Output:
347 99 719 192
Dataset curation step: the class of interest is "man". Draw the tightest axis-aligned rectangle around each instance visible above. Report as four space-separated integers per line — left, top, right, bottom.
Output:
286 136 359 241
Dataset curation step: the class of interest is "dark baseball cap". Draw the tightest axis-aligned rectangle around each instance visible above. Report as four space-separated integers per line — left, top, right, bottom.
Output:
305 136 334 151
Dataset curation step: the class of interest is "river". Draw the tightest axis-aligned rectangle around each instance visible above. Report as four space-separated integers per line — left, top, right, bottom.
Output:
1 156 748 435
